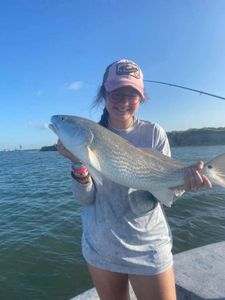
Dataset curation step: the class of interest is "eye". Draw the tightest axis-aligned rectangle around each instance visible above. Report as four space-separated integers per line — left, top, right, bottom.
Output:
207 165 213 169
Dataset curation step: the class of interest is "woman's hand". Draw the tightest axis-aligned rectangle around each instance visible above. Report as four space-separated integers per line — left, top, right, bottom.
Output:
57 139 80 163
57 139 91 184
184 161 212 192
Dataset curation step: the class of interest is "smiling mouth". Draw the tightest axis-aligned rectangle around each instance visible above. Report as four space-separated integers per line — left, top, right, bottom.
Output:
116 107 131 112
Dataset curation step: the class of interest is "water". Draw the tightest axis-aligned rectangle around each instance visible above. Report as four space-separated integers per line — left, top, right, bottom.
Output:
0 146 225 300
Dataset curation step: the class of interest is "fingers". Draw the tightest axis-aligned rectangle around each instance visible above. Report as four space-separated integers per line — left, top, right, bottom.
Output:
194 160 204 171
56 139 81 163
184 167 203 191
57 139 71 158
57 139 67 155
202 175 212 189
184 161 212 192
194 160 212 188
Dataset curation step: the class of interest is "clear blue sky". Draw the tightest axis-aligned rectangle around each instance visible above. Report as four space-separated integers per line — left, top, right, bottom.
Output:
1 0 225 150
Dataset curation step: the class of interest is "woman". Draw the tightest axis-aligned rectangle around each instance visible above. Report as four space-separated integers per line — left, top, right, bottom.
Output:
58 59 211 300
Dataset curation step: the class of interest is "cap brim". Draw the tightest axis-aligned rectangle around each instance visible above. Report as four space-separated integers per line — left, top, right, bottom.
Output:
105 80 144 98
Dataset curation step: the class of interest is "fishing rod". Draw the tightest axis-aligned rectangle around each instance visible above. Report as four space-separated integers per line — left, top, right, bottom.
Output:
144 79 225 101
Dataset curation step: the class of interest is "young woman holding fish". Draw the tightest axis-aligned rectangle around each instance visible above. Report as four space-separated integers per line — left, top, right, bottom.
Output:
57 59 211 300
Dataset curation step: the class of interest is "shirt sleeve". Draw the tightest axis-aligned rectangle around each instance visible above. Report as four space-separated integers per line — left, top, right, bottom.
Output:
151 124 186 203
71 178 96 206
153 124 171 157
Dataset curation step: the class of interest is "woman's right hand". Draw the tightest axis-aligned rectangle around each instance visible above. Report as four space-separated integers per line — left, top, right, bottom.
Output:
57 139 91 184
57 139 81 163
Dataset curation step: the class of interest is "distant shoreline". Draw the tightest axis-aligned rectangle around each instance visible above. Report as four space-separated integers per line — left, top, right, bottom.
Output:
39 127 225 151
167 127 225 147
40 145 57 152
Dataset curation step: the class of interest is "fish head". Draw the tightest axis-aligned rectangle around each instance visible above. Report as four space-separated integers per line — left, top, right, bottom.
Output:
204 153 225 188
49 115 94 152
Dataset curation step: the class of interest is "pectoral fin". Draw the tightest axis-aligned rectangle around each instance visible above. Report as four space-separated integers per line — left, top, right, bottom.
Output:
87 146 101 172
151 187 185 207
87 164 103 186
81 147 102 185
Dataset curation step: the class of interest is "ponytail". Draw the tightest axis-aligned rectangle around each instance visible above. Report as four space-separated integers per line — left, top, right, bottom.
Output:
99 108 109 128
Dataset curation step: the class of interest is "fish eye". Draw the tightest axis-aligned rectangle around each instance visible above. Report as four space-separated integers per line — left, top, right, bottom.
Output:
207 165 213 169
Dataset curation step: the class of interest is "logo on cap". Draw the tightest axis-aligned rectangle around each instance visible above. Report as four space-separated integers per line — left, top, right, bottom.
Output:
116 63 140 79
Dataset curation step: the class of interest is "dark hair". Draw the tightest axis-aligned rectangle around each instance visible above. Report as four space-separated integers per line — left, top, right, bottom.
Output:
92 61 149 128
99 107 109 127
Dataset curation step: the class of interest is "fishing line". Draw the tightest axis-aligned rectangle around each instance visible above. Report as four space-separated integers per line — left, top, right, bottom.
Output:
144 80 225 101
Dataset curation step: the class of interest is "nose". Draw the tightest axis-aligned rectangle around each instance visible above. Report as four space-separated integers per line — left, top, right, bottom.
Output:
118 96 131 104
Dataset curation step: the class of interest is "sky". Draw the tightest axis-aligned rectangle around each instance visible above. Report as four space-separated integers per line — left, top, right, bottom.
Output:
0 0 225 150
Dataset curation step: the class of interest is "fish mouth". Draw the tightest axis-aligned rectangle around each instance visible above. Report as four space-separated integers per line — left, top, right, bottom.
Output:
49 123 58 135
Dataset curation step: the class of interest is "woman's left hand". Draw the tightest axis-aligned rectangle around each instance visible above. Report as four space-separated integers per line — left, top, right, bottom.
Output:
184 161 212 192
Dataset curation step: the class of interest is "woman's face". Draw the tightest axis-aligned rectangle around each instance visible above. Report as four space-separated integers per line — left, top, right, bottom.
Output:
105 86 141 126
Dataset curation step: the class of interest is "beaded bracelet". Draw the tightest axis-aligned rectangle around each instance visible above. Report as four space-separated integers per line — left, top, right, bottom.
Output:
72 162 88 176
71 162 90 183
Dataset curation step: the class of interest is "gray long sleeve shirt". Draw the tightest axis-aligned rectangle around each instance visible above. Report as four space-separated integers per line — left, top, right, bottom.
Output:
72 118 173 275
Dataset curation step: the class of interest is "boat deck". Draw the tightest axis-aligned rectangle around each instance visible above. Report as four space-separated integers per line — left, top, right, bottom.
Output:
71 241 225 300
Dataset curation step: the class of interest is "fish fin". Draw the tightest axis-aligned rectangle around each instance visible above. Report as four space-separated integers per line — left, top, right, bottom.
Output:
82 147 102 185
87 164 103 186
150 190 174 207
150 187 185 207
87 146 101 171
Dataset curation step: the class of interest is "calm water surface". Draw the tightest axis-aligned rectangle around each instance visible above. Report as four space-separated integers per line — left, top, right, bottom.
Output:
0 145 225 300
